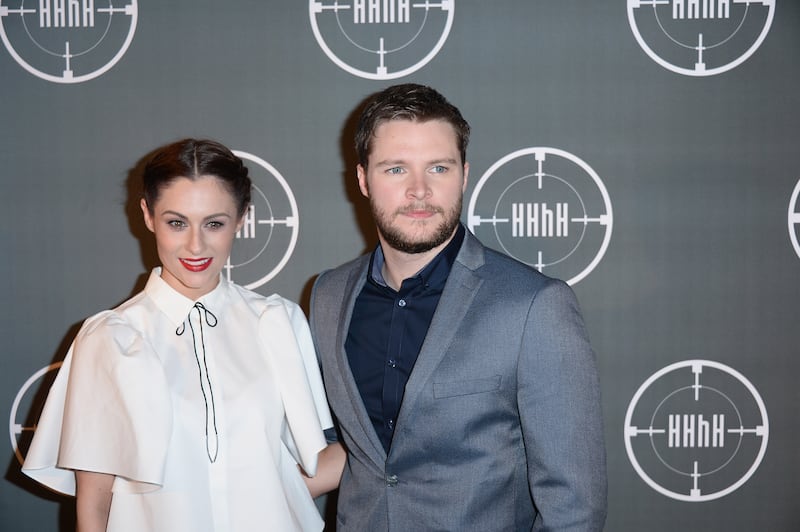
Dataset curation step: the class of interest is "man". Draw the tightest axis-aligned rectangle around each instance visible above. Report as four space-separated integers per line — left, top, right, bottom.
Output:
310 84 607 531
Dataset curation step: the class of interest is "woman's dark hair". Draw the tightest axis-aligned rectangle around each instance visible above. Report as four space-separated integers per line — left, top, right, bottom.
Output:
355 83 471 168
142 138 252 217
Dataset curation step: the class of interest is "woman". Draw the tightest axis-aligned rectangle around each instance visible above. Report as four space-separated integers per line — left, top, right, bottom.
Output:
22 139 344 531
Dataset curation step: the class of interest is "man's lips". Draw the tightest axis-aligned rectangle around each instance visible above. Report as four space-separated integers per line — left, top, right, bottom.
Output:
399 205 442 219
404 209 436 218
179 258 212 272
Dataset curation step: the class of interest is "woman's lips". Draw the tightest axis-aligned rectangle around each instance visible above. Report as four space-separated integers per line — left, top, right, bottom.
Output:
179 258 212 272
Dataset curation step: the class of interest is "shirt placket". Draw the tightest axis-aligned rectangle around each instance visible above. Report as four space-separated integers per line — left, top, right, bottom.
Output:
183 303 230 530
382 292 409 437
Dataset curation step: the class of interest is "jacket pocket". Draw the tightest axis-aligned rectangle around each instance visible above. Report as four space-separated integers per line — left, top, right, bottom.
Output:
433 375 502 398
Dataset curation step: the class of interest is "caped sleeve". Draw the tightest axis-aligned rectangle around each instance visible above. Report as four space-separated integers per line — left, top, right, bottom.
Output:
22 311 172 496
282 299 334 432
257 300 331 477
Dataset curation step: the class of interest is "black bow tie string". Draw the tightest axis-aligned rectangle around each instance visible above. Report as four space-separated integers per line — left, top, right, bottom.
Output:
176 302 219 463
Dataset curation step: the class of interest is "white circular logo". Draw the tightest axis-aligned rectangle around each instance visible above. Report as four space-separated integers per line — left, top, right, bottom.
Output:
624 360 768 501
9 363 61 465
467 147 612 285
627 0 775 76
788 178 800 260
309 0 454 80
0 0 137 83
228 151 299 290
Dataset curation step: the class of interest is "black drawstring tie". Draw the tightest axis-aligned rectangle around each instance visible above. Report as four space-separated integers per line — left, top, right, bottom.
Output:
176 302 219 463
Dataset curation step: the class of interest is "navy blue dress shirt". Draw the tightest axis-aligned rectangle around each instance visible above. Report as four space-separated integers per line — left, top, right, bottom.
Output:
345 225 465 453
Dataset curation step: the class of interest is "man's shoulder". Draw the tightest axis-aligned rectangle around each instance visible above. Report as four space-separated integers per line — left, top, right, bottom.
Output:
463 235 556 290
315 255 369 286
483 246 543 274
311 255 370 311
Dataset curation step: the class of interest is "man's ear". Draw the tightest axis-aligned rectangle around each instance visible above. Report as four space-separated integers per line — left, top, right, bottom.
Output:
356 164 369 198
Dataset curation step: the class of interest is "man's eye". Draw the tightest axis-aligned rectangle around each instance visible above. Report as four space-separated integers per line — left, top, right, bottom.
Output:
387 167 404 175
430 165 447 173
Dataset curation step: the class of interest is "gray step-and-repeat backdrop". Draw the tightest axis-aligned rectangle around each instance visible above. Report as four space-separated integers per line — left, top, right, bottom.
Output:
2 1 798 530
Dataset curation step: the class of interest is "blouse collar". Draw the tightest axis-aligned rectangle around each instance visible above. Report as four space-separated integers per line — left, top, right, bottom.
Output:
144 268 229 327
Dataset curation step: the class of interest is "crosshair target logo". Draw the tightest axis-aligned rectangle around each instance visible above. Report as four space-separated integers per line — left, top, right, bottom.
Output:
628 0 774 76
788 178 800 261
309 0 454 80
228 151 299 290
467 147 612 285
0 0 137 83
9 363 60 465
624 360 768 501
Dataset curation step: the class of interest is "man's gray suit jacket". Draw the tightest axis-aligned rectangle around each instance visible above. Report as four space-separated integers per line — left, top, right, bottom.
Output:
310 230 607 531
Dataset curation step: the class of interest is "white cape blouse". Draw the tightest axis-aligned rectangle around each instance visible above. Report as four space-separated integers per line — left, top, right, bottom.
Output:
22 269 333 531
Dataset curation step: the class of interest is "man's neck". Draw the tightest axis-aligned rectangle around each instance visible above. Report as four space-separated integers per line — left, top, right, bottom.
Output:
378 232 457 291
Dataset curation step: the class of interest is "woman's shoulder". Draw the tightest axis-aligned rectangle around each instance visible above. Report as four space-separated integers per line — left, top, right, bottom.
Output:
74 297 148 357
227 281 301 313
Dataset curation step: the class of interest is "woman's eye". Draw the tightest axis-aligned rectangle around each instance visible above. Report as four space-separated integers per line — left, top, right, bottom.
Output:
167 220 186 228
207 221 224 229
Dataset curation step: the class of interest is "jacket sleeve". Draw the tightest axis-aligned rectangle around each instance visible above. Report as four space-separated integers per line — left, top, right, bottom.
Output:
517 280 608 531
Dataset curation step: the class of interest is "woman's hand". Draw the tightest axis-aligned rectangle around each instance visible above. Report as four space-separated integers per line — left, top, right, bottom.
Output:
302 442 346 498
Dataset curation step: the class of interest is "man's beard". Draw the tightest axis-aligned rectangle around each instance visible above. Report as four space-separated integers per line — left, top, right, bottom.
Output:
371 196 462 254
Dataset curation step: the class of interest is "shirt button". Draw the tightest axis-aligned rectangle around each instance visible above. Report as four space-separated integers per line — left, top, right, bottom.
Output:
386 474 398 487
387 418 394 430
388 359 397 368
398 299 406 307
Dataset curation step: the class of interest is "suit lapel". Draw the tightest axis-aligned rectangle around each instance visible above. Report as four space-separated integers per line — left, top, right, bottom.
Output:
394 232 485 435
335 259 388 465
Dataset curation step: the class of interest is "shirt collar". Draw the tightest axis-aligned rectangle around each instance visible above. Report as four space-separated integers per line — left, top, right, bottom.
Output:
144 267 229 327
369 224 466 290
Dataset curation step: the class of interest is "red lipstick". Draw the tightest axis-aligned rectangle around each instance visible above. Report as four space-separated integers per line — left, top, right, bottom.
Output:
179 258 212 272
